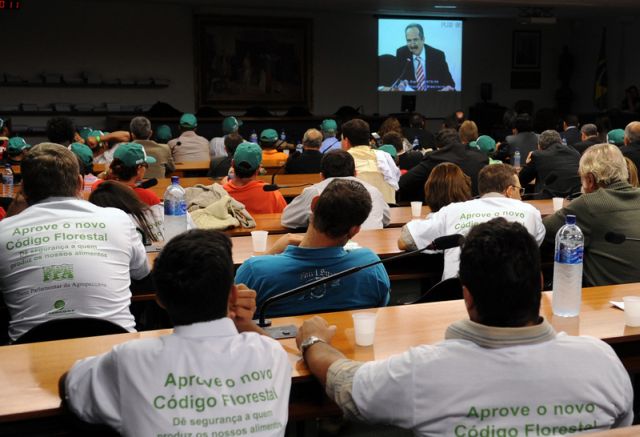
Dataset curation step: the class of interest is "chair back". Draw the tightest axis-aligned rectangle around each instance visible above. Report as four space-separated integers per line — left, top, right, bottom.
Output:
14 317 129 344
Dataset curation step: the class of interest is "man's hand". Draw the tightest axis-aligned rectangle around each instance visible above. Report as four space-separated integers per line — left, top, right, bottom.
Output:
296 316 337 350
267 233 303 255
228 284 258 332
526 151 534 165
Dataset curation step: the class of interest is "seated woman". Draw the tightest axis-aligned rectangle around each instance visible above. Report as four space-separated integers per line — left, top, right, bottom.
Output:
92 142 160 206
89 180 163 244
398 162 471 250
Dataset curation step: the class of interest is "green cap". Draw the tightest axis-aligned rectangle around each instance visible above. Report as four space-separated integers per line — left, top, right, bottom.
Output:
260 128 278 142
179 113 198 129
607 129 625 146
470 135 496 154
78 127 94 142
155 124 172 143
320 119 337 133
378 144 397 158
69 142 94 168
233 142 262 172
114 142 157 167
222 116 242 134
7 137 31 155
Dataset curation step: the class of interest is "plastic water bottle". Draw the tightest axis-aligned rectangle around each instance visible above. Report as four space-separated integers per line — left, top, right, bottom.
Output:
561 137 567 146
2 164 14 197
249 130 258 144
296 141 303 154
280 130 287 142
513 149 521 169
163 176 187 242
552 215 584 317
412 136 420 150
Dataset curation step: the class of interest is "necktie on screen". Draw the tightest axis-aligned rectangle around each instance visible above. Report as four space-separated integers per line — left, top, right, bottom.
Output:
415 57 426 91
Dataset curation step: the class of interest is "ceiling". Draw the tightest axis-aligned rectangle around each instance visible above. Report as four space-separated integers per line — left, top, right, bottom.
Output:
104 0 640 18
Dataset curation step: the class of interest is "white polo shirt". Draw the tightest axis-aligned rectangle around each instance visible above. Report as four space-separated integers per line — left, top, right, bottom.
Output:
66 318 292 437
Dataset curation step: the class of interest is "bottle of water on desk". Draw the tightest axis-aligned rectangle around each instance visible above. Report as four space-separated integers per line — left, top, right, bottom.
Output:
163 176 187 242
552 214 584 317
2 163 14 198
513 149 521 169
412 136 420 150
250 130 258 144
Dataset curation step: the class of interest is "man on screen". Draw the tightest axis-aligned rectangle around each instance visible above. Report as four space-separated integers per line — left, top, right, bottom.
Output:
392 23 455 92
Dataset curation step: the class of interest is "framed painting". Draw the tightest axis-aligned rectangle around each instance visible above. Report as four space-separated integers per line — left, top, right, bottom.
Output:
512 31 541 69
195 16 312 110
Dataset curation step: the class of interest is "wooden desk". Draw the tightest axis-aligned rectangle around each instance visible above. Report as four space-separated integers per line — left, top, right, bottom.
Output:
172 160 210 177
1 284 640 427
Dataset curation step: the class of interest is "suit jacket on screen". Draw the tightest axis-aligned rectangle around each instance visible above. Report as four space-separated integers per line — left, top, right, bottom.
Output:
395 45 455 90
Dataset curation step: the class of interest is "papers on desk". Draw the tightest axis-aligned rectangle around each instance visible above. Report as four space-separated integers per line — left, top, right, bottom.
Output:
344 241 362 251
610 301 624 310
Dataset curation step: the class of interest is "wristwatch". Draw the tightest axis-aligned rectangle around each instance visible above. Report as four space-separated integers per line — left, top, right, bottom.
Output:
300 336 326 356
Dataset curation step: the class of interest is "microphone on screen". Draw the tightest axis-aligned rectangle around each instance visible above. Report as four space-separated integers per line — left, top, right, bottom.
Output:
390 58 412 90
256 233 464 328
136 178 158 189
604 232 640 244
263 183 313 192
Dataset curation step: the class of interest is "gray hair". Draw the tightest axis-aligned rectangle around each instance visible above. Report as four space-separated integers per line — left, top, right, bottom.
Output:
538 130 562 150
130 116 152 140
302 128 323 149
580 143 628 186
624 121 640 143
580 124 598 137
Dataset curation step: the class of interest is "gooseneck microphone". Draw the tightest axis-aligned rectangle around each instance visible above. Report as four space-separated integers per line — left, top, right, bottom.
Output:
256 233 464 327
136 178 158 189
263 183 313 192
605 232 640 244
390 58 412 90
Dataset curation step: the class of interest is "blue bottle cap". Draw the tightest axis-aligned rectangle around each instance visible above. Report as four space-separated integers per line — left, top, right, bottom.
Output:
566 214 576 225
171 176 180 184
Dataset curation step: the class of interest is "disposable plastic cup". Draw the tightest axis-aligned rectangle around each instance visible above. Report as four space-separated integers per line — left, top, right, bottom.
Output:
623 296 640 327
411 201 423 218
251 231 269 253
552 197 564 212
352 313 377 346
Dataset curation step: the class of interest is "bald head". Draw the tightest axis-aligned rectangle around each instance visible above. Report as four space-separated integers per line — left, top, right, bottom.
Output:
624 121 640 145
302 128 323 149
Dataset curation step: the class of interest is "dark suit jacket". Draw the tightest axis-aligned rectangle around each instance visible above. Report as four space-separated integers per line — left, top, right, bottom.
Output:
620 141 640 173
572 137 600 155
395 45 455 90
519 143 581 199
561 127 581 147
397 143 488 202
403 126 436 149
285 149 322 174
495 131 539 164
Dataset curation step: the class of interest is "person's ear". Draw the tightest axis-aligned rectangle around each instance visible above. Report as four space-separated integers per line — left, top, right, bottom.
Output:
462 285 476 318
347 225 361 239
310 195 320 212
76 174 84 196
227 284 238 318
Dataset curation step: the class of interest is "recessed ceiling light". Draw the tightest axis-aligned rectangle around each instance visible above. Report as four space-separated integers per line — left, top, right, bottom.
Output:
434 5 458 8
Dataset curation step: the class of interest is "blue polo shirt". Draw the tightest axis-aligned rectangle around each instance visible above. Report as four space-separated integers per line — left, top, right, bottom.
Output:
235 245 390 317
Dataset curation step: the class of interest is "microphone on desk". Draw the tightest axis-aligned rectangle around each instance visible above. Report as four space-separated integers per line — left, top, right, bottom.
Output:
263 183 313 192
136 178 158 189
604 232 640 244
389 58 412 90
256 233 464 328
270 165 286 185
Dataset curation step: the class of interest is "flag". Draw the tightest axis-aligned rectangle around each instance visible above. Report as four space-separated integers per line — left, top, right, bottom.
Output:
594 28 608 110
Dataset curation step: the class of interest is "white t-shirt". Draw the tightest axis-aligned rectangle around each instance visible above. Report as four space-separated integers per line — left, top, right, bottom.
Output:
66 318 292 437
406 194 545 279
352 331 633 436
0 197 149 340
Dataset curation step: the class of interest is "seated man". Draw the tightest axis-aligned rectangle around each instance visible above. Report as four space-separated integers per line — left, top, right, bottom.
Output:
518 129 581 199
168 113 210 162
130 116 175 179
543 143 640 286
285 128 323 174
208 132 243 178
399 163 545 280
0 143 149 341
63 230 291 436
342 119 400 204
236 179 390 317
259 129 289 167
282 150 390 230
223 142 287 214
297 219 633 436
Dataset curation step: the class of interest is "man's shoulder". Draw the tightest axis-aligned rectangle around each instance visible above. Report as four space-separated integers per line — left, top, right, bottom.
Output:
425 44 446 58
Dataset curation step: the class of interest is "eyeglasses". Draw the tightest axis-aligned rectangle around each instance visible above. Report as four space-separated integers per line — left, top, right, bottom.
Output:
510 185 525 196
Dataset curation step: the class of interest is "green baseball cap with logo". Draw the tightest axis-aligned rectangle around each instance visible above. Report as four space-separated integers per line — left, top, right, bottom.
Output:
607 129 625 146
69 142 94 168
180 113 198 129
378 144 397 158
78 127 94 142
260 128 278 142
320 119 337 133
233 142 262 172
222 116 243 134
155 124 173 143
114 142 156 167
470 135 497 154
7 137 31 155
